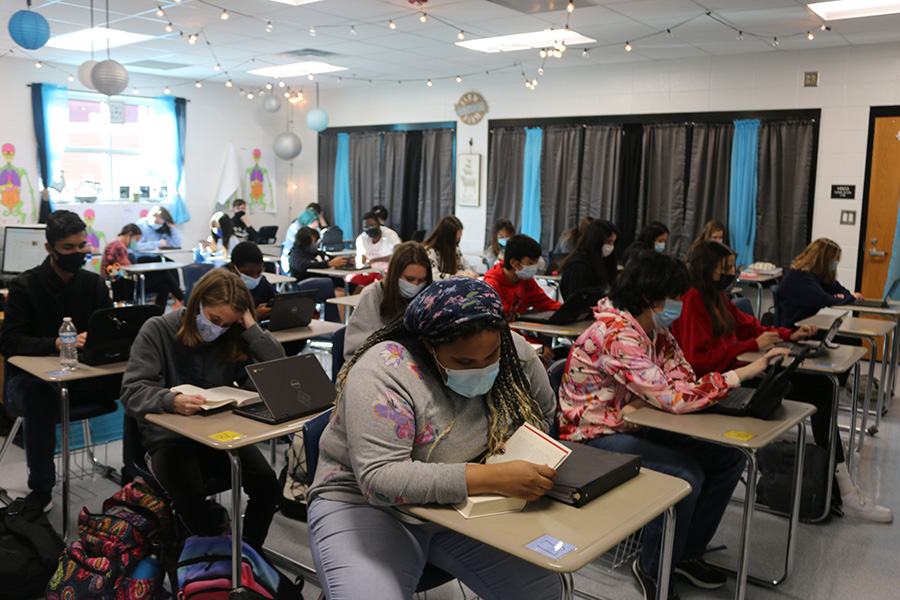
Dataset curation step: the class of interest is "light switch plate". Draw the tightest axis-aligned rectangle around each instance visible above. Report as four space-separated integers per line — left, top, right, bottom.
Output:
840 210 856 225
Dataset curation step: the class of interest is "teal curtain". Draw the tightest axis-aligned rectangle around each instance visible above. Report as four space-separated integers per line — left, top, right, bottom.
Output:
520 127 543 241
728 119 760 267
32 83 69 219
155 96 190 223
334 133 352 237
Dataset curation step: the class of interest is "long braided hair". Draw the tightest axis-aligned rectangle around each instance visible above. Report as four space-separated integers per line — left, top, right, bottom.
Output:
336 279 546 459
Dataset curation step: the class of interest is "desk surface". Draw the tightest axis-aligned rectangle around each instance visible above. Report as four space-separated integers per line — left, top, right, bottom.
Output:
8 355 128 383
326 295 362 308
266 273 296 285
268 319 343 343
407 468 690 573
625 400 816 450
307 266 374 278
842 302 900 317
122 262 190 274
796 314 895 337
738 344 867 374
536 273 562 282
257 244 282 255
146 409 318 450
508 319 593 338
738 272 781 283
147 248 192 256
327 250 356 257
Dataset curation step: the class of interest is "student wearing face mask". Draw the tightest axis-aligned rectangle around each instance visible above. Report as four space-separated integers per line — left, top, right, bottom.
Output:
121 269 284 548
484 217 516 269
196 212 238 261
622 221 670 267
483 234 561 321
560 219 619 298
309 278 563 600
423 216 477 280
134 206 182 256
343 242 433 361
101 223 142 280
225 242 276 321
0 210 119 512
557 252 785 599
355 211 400 270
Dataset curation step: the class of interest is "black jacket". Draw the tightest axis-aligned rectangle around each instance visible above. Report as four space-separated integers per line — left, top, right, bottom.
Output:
288 246 331 281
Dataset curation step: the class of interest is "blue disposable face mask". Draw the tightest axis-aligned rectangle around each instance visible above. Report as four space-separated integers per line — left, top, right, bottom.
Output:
128 239 138 251
516 262 539 280
651 299 683 330
433 351 500 398
398 277 426 299
152 221 164 231
654 242 666 253
498 237 509 247
240 273 261 290
195 303 230 342
212 228 223 238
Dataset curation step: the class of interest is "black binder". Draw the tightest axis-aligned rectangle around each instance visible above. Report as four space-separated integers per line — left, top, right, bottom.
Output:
546 441 642 507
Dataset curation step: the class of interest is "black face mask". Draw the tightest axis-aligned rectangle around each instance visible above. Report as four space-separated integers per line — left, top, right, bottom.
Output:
53 249 87 274
365 227 380 239
715 273 736 291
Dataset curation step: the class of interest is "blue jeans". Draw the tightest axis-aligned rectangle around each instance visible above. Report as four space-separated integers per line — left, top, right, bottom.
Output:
308 497 563 600
587 429 745 576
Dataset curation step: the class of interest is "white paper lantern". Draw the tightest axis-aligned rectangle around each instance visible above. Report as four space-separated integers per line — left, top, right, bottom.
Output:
263 95 282 113
91 59 129 96
78 60 98 89
273 132 302 160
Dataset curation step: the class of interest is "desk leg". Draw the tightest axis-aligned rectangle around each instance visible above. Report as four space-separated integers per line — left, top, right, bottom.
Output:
228 451 243 590
755 283 763 318
60 383 71 543
847 362 862 482
139 273 147 305
656 506 676 600
891 317 900 398
872 330 891 435
733 449 757 600
561 572 575 600
812 374 840 523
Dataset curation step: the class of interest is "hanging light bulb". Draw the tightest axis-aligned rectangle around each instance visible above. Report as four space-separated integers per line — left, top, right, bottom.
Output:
284 91 290 98
420 13 427 23
456 75 462 83
582 48 589 58
239 88 245 96
188 34 197 44
291 183 298 190
164 86 171 94
531 79 537 86
625 41 632 52
666 29 672 38
351 25 356 35
220 9 229 20
426 79 433 87
553 49 562 58
309 25 316 36
567 1 574 13
772 37 779 47
195 81 202 88
247 92 254 99
537 67 544 75
266 82 273 89
560 42 567 52
214 64 221 71
156 6 164 17
539 49 547 58
307 73 314 80
132 87 139 94
165 22 173 33
278 80 285 88
821 24 828 31
389 20 396 30
35 61 42 68
808 31 814 40
524 80 531 89
266 20 273 32
738 31 743 40
67 74 75 81
226 79 233 87
458 30 465 40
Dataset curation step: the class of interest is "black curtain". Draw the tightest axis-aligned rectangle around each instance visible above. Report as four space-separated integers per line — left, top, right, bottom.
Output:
347 132 383 235
418 128 455 234
756 120 815 268
579 125 623 223
317 133 338 225
540 125 583 251
684 122 733 252
638 124 689 255
486 128 526 243
30 84 52 222
616 124 644 250
401 132 423 240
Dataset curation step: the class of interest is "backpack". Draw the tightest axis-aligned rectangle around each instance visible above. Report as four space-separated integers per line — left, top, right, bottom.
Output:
0 498 66 600
319 226 344 253
756 441 834 521
177 535 302 600
278 432 309 521
46 477 183 600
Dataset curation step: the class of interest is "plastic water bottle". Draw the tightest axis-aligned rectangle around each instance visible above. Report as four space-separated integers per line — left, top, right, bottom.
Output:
59 317 78 371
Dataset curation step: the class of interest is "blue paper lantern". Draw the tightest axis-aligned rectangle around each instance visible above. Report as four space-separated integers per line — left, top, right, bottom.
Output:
306 108 329 132
8 10 50 50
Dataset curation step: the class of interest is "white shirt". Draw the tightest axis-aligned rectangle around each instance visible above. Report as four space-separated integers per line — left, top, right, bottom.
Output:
355 229 398 269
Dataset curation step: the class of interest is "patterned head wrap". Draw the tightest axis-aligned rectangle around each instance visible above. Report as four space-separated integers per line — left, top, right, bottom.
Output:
403 277 504 337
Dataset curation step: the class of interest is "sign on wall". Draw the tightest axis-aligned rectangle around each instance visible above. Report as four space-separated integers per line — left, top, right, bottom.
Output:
455 92 488 126
456 154 481 207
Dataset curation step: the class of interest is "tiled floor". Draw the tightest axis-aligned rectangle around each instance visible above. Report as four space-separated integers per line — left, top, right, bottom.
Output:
2 346 897 600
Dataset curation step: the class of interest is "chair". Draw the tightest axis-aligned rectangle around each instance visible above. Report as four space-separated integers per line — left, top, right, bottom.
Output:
122 414 159 488
771 284 782 328
182 263 215 302
302 409 454 595
547 358 566 398
295 277 340 323
733 296 755 319
330 327 346 384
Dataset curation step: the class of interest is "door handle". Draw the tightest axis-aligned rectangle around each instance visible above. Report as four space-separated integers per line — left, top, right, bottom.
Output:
870 248 889 257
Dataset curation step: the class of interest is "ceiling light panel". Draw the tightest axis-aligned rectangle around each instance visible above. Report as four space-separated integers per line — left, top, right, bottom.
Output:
247 61 348 78
46 27 154 51
457 29 595 53
808 1 900 20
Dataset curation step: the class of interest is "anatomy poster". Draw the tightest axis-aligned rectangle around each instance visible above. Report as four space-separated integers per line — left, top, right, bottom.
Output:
0 141 38 224
239 146 277 213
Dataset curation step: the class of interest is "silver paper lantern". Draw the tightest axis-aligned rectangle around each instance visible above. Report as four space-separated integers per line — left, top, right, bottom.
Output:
263 95 282 113
91 59 129 96
78 60 98 89
273 132 302 160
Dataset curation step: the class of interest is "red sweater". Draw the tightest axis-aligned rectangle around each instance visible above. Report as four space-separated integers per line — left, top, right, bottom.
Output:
671 287 793 376
483 263 562 321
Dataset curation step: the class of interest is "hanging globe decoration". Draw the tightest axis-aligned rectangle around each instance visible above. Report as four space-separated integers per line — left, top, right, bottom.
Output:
8 9 50 50
91 59 129 96
273 132 302 160
306 108 329 132
78 60 98 89
263 95 282 113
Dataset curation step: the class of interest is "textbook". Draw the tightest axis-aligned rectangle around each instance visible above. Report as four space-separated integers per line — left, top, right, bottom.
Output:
455 423 572 519
546 441 642 508
170 384 261 411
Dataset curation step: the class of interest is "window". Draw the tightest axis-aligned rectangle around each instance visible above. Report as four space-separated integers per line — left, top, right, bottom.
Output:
57 92 175 203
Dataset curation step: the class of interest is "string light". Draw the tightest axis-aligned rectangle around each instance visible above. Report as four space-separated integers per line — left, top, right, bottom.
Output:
220 9 229 20
67 74 75 81
247 92 254 99
625 41 632 51
426 79 432 86
195 81 202 88
225 79 233 87
539 49 547 58
307 73 314 80
738 31 743 40
34 61 41 68
214 64 221 71
666 29 672 38
458 30 465 40
389 20 396 30
291 183 297 190
266 20 273 32
188 34 198 44
165 22 173 33
309 25 316 36
456 75 462 83
808 31 814 40
132 87 139 94
582 48 589 58
278 80 285 88
772 37 779 47
537 67 544 75
265 82 273 89
567 1 574 13
156 6 164 17
420 13 427 23
284 91 290 98
350 25 356 35
164 86 171 94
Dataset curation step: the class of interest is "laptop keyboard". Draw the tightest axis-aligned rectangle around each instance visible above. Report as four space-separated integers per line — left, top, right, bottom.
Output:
248 405 273 420
718 386 754 410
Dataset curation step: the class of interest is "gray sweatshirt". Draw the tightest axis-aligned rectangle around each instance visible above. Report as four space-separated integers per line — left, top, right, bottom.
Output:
121 308 285 452
309 332 556 512
343 280 393 361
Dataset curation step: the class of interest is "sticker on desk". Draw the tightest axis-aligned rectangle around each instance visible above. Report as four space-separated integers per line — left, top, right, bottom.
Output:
814 363 837 369
45 370 71 377
858 329 876 335
525 535 576 560
723 430 756 441
209 430 245 442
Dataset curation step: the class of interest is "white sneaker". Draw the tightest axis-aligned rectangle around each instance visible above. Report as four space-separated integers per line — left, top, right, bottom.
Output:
841 488 893 523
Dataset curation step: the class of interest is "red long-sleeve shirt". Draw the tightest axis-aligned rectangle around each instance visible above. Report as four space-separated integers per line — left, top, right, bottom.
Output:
671 287 793 376
482 263 561 321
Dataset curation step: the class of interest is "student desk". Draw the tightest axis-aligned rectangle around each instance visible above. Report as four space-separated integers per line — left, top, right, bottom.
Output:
121 261 190 304
326 249 356 257
508 319 593 339
265 273 296 291
738 345 866 522
625 401 816 600
737 272 781 317
841 301 900 426
308 266 375 295
146 409 320 590
256 244 282 256
325 294 362 323
267 319 343 345
7 355 129 541
407 468 691 600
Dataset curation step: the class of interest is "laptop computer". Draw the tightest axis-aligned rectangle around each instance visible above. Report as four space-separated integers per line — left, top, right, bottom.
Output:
254 225 278 244
78 305 163 366
233 354 337 424
851 278 900 308
775 313 845 358
708 352 806 419
261 290 318 331
518 287 605 326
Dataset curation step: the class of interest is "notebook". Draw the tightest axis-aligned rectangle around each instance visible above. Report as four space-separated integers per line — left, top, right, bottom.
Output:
852 278 900 308
775 313 845 358
546 441 642 507
78 305 163 366
517 286 605 326
708 352 805 419
261 290 317 331
233 354 337 424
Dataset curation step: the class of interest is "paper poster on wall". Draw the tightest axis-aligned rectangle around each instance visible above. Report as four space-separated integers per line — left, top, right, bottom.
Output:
239 146 277 213
456 154 481 207
0 142 38 224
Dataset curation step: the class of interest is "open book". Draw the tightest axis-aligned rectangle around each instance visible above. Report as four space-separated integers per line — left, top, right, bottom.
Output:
455 422 571 518
171 384 261 411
